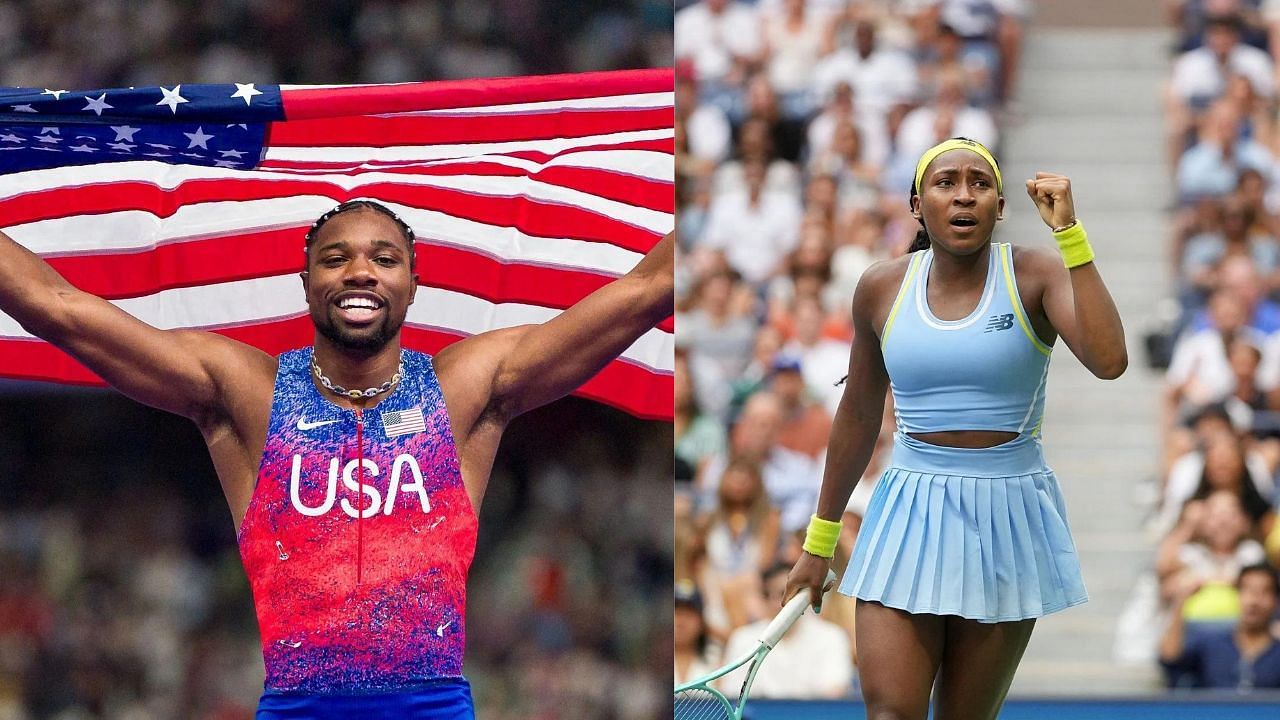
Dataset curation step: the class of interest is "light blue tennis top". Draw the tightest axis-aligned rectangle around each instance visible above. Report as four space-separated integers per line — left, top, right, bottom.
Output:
880 243 1053 436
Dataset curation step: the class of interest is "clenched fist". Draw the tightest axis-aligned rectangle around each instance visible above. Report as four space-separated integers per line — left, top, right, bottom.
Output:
1025 172 1076 230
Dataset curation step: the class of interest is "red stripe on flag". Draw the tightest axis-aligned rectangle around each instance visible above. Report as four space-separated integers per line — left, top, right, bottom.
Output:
2 179 663 253
267 107 673 147
0 321 673 420
241 163 673 214
531 166 672 213
280 69 674 119
44 237 673 332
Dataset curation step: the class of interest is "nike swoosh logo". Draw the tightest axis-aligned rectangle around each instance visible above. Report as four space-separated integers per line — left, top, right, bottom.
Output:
297 418 339 431
436 621 452 636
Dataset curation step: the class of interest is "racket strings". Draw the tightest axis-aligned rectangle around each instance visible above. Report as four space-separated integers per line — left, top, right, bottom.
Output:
673 687 735 720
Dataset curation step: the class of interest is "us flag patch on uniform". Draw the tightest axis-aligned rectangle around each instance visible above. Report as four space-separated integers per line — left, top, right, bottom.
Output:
382 408 426 437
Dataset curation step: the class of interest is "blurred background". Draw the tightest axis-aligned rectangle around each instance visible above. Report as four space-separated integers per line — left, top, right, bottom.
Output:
674 0 1280 713
0 1 673 719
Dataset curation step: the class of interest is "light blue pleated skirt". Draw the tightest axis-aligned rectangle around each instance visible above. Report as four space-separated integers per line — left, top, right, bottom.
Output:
839 433 1088 623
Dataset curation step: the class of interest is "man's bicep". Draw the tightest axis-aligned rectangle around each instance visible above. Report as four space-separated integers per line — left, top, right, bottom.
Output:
49 291 239 420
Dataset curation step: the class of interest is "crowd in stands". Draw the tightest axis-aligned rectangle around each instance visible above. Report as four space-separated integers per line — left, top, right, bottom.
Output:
0 2 672 718
1151 0 1280 692
673 0 1028 699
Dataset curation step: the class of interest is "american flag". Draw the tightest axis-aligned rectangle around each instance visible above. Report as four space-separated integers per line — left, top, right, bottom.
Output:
0 71 673 420
381 408 427 438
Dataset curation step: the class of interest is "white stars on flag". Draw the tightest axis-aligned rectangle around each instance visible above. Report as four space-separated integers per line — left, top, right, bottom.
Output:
41 89 68 100
107 142 136 152
156 85 189 114
111 125 141 142
183 126 214 149
0 133 21 143
82 93 113 116
69 144 97 153
218 148 246 159
231 83 262 106
11 105 36 113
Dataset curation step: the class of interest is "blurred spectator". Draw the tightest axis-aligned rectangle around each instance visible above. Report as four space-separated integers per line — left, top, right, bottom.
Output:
701 159 805 284
1167 12 1274 167
1159 562 1280 688
1181 198 1280 310
770 354 834 459
713 116 803 199
1158 430 1274 536
674 0 763 91
1157 490 1267 615
1174 0 1270 52
782 295 853 413
1171 10 1274 104
698 392 820 535
813 17 918 122
917 21 996 108
677 71 733 175
676 350 729 483
761 0 826 116
920 0 1028 104
716 563 854 699
674 580 719 685
1166 289 1261 424
888 68 998 192
677 268 759 419
1176 101 1274 201
695 459 781 631
807 81 892 173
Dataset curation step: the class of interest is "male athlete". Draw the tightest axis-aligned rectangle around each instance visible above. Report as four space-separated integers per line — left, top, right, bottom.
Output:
0 200 673 718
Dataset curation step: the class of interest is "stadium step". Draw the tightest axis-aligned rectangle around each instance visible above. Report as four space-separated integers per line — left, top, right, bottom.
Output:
998 24 1172 696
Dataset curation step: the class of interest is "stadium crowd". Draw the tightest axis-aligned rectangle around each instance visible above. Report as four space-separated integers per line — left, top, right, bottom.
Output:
673 0 1029 699
1147 0 1280 691
0 1 673 718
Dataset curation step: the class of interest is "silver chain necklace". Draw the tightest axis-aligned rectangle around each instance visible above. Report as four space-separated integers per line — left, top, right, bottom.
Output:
312 353 404 399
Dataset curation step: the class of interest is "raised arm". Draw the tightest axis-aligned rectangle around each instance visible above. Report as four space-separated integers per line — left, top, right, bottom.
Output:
1025 173 1128 380
784 261 895 610
0 228 265 424
482 231 674 420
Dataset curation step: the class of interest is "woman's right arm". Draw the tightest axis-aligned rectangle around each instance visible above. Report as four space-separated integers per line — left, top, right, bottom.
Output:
784 262 896 608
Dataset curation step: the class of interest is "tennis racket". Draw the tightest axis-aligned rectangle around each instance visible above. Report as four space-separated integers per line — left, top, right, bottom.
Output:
673 569 837 720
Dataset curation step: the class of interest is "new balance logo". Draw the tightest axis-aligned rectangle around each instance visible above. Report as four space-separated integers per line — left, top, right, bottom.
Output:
985 314 1014 332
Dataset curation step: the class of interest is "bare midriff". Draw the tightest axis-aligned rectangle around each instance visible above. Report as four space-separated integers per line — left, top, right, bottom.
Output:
907 430 1019 448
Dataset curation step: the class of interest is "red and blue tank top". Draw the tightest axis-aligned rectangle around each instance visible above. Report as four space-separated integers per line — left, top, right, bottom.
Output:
237 348 478 693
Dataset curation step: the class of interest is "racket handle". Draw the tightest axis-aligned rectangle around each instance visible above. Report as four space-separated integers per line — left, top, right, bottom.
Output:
760 569 837 649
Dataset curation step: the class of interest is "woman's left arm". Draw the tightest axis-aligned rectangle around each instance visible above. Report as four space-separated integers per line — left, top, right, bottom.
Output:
1026 172 1128 379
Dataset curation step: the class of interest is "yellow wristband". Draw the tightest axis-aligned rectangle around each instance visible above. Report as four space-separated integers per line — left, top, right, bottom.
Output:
1052 219 1094 269
802 514 843 559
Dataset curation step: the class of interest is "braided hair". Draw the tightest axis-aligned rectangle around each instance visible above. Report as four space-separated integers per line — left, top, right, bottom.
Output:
303 200 417 269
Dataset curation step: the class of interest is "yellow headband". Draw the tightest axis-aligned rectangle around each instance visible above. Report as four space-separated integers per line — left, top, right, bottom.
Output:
913 138 1002 194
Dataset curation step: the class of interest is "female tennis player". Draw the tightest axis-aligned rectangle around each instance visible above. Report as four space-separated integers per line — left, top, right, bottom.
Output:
786 138 1126 719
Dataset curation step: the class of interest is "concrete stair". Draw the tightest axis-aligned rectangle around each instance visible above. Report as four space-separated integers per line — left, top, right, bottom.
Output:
993 25 1172 696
